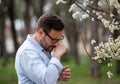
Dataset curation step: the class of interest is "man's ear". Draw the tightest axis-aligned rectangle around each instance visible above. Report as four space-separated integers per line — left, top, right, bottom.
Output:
38 28 44 35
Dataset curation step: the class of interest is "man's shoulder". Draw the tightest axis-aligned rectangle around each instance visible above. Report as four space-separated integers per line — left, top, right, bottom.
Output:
16 40 36 55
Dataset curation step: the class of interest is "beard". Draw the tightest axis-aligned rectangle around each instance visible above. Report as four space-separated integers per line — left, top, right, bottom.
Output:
40 36 56 52
45 45 56 52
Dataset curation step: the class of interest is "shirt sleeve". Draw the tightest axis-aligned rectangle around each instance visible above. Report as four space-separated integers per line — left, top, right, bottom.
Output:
20 49 63 84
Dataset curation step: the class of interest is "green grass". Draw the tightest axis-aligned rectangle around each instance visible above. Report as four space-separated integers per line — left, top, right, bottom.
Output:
0 56 120 84
59 55 120 84
0 58 17 84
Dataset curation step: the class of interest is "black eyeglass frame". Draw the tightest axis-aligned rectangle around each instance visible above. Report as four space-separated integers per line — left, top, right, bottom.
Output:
43 29 64 43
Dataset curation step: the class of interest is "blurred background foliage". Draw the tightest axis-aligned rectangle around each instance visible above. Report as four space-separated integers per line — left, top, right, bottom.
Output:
0 0 120 84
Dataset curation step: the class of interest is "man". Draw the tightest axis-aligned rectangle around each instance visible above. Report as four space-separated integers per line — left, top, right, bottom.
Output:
15 13 71 84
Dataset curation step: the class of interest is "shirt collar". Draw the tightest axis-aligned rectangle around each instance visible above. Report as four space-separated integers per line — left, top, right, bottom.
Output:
26 34 43 52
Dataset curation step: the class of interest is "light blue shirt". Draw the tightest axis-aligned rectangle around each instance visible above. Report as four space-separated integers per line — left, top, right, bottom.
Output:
15 35 63 84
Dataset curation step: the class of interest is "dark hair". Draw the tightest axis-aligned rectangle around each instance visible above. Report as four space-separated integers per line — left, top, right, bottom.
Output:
36 13 64 32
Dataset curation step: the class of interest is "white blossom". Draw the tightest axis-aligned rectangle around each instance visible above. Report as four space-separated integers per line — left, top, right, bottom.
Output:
98 1 109 11
97 15 103 20
93 35 120 63
110 13 114 17
103 12 106 15
91 17 95 21
90 1 93 4
86 10 90 13
56 0 67 5
92 10 96 13
68 4 77 12
107 71 113 79
98 59 102 63
117 9 120 14
96 12 100 16
91 39 96 45
109 24 119 33
80 18 82 21
94 46 99 51
104 21 110 28
109 0 120 9
81 13 89 19
114 21 119 25
83 0 89 7
72 11 80 19
98 1 102 7
101 19 110 28
92 56 99 60
107 63 113 67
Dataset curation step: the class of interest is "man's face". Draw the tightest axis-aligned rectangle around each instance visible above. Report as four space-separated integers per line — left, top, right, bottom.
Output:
41 29 64 52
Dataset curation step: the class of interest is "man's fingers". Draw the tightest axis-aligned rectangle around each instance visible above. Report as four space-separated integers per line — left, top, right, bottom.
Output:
63 71 71 75
63 75 71 78
59 65 71 81
62 75 71 81
62 66 70 71
64 68 71 72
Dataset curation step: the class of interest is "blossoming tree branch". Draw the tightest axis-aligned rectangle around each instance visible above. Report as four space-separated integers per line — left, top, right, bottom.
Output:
56 0 120 78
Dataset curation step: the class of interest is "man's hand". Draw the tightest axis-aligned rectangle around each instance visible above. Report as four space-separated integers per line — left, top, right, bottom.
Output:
53 43 67 60
59 66 71 81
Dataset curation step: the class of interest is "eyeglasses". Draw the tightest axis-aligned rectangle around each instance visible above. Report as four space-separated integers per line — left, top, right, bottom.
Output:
43 29 64 43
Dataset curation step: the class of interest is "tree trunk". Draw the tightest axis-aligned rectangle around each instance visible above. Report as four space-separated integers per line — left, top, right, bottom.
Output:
24 0 31 36
38 0 44 16
8 0 18 53
0 13 6 58
89 0 101 77
116 60 120 75
0 4 8 66
64 19 80 65
89 20 101 77
32 0 45 18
